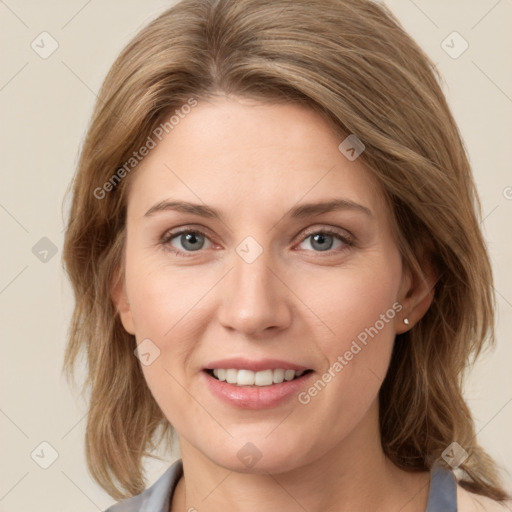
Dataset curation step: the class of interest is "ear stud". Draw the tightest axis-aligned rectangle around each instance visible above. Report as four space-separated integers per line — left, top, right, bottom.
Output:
403 318 410 325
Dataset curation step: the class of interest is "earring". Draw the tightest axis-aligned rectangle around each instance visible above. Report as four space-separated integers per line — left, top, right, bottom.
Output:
403 318 410 325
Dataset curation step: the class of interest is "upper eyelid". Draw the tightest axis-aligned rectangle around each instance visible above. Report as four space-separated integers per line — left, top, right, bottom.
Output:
161 225 216 243
162 224 353 248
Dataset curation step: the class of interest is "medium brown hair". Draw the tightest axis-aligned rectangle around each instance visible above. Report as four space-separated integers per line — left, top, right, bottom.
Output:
62 0 509 501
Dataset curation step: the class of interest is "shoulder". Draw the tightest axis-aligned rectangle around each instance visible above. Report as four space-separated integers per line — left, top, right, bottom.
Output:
102 459 183 512
456 484 512 512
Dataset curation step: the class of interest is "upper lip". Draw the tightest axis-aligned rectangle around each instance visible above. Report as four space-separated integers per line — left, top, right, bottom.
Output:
204 358 311 372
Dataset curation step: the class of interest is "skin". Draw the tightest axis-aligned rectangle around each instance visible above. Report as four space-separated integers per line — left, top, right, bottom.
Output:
112 95 436 512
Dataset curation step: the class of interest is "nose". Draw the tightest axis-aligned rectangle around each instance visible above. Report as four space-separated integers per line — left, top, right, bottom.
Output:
217 246 293 337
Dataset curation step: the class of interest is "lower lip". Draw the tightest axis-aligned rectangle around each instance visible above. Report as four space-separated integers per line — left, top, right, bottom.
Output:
202 370 314 409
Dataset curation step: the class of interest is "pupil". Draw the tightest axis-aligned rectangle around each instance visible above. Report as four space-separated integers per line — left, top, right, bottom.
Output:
183 232 203 251
312 233 333 251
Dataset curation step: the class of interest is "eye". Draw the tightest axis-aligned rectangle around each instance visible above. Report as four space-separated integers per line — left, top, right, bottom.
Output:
297 228 353 253
161 228 213 257
160 226 354 258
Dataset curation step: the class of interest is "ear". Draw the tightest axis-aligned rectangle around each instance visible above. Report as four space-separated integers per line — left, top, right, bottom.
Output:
395 253 438 334
111 263 136 335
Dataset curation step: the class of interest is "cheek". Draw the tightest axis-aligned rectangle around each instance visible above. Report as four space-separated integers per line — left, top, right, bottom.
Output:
125 261 210 429
308 258 401 346
288 270 401 452
124 251 212 341
124 253 215 402
305 256 401 397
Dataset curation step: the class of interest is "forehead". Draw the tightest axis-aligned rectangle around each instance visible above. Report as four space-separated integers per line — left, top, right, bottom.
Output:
126 96 387 222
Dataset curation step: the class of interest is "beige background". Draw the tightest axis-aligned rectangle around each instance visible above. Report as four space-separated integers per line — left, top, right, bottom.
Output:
0 1 511 510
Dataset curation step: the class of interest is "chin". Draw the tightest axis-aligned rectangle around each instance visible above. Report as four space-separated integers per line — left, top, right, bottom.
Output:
199 435 313 475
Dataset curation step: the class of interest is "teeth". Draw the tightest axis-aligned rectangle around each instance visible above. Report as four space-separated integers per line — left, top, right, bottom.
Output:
254 369 272 386
273 368 285 383
211 368 307 386
238 369 255 386
284 369 295 381
226 369 238 384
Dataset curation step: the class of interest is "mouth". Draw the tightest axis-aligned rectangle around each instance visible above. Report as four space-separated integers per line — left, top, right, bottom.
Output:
202 358 315 409
204 368 314 387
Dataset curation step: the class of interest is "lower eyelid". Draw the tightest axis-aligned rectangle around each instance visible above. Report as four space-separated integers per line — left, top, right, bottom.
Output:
161 228 353 254
162 230 213 250
297 233 353 251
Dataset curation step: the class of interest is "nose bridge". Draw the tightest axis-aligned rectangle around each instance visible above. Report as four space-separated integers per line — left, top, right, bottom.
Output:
218 237 291 334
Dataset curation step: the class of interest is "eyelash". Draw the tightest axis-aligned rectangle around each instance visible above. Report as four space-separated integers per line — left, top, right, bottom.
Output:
159 226 355 258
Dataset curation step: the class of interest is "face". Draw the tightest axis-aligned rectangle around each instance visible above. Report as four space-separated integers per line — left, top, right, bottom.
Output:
114 95 414 474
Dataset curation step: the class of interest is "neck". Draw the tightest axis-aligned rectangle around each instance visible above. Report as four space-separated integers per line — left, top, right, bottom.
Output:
171 402 430 512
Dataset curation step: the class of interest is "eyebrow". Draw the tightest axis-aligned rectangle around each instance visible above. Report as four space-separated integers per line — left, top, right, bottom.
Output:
144 198 373 220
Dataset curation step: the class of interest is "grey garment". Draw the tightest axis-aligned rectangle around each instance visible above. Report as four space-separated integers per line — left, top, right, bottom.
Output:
426 462 458 512
104 459 183 512
104 459 457 512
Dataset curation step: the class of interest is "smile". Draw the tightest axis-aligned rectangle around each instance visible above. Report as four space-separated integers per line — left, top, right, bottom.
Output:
207 368 311 386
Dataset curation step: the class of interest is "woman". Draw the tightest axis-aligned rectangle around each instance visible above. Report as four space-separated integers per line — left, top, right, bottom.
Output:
62 0 511 510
